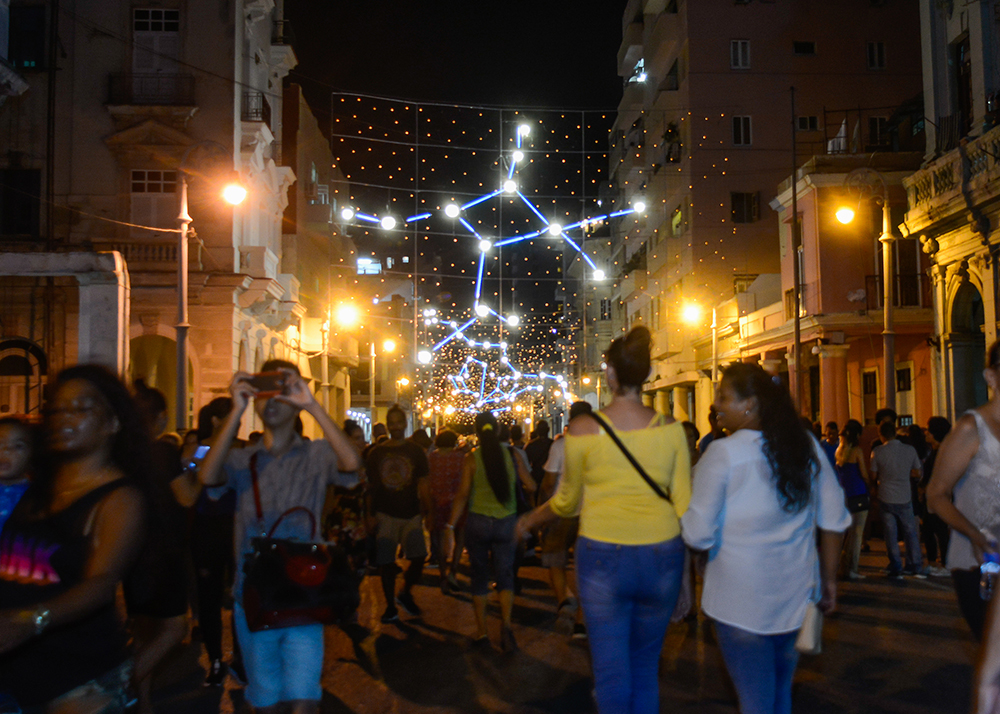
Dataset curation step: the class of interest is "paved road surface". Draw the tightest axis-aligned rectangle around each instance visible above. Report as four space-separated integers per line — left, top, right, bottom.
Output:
153 542 977 713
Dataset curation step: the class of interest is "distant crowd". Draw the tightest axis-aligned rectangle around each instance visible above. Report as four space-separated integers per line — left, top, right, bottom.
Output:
2 334 1000 714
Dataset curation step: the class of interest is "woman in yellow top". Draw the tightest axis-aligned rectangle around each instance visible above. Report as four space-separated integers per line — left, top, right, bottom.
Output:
448 411 534 652
517 326 691 714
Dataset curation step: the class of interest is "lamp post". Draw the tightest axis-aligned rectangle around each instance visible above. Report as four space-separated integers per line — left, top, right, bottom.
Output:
370 336 396 423
175 141 246 431
837 168 896 411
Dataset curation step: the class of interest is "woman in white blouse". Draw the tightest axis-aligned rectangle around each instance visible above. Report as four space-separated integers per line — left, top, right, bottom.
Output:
681 363 850 714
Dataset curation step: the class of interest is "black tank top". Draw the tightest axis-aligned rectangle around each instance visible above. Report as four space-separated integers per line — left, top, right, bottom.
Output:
0 479 133 706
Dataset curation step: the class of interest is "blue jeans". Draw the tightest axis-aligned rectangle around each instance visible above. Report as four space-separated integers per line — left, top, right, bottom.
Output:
879 500 923 572
464 512 518 596
576 535 685 714
714 622 799 714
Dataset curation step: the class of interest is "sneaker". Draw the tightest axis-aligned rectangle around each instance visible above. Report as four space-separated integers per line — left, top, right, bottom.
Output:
928 565 951 577
203 659 224 687
555 600 576 636
847 571 867 581
903 568 928 579
572 622 588 639
396 591 422 617
380 607 400 624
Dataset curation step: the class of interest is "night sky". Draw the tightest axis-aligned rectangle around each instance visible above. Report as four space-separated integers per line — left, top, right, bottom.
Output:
283 1 627 375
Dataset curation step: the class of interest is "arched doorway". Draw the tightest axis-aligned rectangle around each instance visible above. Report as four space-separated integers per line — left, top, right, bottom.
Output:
130 335 192 429
0 338 48 416
948 282 987 417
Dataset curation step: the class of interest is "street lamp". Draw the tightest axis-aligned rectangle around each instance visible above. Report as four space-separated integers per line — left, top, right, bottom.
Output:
682 302 719 389
836 168 896 411
176 142 246 431
370 337 396 419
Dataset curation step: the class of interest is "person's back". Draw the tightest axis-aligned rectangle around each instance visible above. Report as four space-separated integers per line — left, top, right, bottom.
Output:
525 428 553 487
871 438 920 505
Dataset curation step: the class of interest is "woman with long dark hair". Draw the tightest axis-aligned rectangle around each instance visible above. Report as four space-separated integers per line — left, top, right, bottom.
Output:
682 363 850 714
836 419 871 581
0 364 153 713
446 411 533 651
928 340 1000 641
517 326 691 713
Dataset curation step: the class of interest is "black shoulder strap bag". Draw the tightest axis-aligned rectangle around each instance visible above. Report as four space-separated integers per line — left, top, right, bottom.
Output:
588 413 672 504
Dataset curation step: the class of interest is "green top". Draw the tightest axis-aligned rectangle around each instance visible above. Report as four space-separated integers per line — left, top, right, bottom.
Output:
469 447 518 519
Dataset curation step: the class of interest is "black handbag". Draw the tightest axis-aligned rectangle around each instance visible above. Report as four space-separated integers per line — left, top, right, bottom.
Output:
242 453 361 632
846 493 871 514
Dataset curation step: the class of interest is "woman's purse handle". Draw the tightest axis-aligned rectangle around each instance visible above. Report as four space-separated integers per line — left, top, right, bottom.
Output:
250 452 317 539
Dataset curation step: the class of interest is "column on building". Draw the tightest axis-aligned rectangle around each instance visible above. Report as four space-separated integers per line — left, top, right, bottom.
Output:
672 385 690 421
816 344 850 428
654 389 671 416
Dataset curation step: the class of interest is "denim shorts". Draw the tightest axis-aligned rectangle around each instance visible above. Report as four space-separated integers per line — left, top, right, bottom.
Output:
464 512 518 595
233 602 324 707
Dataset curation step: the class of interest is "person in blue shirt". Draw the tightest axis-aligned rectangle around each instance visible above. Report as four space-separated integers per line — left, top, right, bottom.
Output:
0 416 36 534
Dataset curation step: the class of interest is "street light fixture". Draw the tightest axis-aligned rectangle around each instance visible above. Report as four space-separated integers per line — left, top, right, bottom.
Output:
836 167 897 411
175 141 245 431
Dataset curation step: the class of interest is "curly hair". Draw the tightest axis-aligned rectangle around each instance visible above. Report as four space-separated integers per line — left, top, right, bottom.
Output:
721 363 817 512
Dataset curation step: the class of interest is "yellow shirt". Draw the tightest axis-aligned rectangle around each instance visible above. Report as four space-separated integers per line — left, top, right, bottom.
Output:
551 416 691 545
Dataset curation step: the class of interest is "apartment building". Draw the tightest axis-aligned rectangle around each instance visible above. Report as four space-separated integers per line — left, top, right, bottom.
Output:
607 0 923 430
903 0 1000 420
0 1 353 434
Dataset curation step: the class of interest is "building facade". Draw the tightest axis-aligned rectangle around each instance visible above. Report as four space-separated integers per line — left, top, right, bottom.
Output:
902 0 1000 421
0 0 354 436
607 0 924 433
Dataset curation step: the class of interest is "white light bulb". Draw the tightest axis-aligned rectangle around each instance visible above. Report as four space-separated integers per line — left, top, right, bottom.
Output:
518 124 531 137
444 203 461 218
417 350 432 365
512 150 524 162
634 201 646 213
503 179 517 193
475 304 489 317
547 223 562 236
340 207 355 221
479 239 492 252
380 215 396 230
506 314 519 326
593 269 605 281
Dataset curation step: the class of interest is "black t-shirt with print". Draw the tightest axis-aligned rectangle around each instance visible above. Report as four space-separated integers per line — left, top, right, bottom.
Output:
366 441 429 519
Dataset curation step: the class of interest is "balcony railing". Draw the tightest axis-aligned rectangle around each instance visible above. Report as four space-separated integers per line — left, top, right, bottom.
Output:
864 274 931 310
272 19 294 45
108 73 195 106
242 91 272 126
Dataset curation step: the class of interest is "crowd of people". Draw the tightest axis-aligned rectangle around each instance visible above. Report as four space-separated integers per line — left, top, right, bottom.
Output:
2 336 1000 714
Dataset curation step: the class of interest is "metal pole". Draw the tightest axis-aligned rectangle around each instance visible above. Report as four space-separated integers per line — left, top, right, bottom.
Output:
881 197 896 410
175 176 192 431
711 306 719 388
369 336 376 421
321 324 330 413
790 86 803 412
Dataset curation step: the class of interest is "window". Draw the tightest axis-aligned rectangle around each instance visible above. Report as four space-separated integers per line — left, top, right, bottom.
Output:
896 367 912 392
356 258 381 275
9 4 47 69
867 41 886 70
628 58 647 84
793 41 816 55
797 116 818 131
868 116 889 146
731 40 750 69
671 205 684 236
130 170 177 236
600 298 612 321
662 60 679 91
731 192 759 223
732 116 752 146
133 8 180 75
0 169 41 238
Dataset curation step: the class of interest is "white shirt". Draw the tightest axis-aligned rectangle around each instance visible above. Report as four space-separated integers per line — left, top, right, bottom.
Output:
681 429 851 634
543 437 565 475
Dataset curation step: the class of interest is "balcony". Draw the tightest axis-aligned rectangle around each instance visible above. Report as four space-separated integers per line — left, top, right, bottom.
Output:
242 91 272 126
108 73 195 106
864 274 932 311
271 19 294 45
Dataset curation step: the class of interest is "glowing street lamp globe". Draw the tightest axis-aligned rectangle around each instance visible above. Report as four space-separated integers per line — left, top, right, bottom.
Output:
503 179 517 194
340 206 355 221
593 269 605 281
547 222 562 237
633 200 646 213
334 304 360 329
382 339 396 353
479 239 492 253
444 203 461 218
380 215 397 230
517 124 531 137
475 304 489 317
417 350 432 365
681 303 702 325
836 207 856 224
222 183 247 205
506 314 519 327
512 150 524 163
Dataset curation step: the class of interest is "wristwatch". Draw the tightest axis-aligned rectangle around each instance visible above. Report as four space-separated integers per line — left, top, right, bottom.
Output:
31 607 51 635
